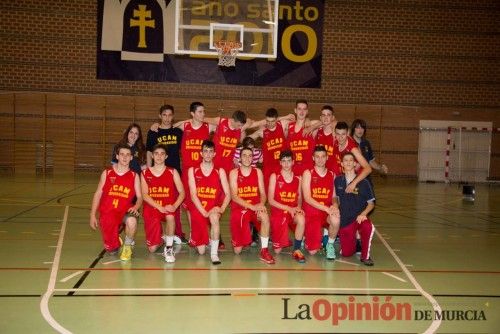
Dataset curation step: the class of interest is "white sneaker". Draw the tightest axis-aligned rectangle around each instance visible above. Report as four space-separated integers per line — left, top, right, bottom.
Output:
211 254 221 265
164 246 175 263
173 236 182 245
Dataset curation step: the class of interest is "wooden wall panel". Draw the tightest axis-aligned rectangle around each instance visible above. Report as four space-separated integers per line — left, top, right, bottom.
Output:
2 92 499 178
0 94 15 170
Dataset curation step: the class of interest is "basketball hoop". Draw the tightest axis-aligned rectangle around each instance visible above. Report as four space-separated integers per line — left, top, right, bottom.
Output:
214 40 242 67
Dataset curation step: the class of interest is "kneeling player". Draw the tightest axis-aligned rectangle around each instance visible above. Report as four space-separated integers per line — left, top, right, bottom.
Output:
302 145 340 260
229 147 275 264
141 145 185 263
268 150 306 263
90 144 142 261
188 140 230 265
334 152 375 266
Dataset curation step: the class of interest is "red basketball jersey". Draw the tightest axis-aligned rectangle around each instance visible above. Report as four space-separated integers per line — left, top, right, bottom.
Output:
142 167 176 215
212 118 241 172
287 122 315 175
193 166 223 210
262 121 287 172
315 128 336 170
302 168 334 211
181 121 210 169
333 136 358 175
99 168 136 214
271 173 300 216
231 168 261 211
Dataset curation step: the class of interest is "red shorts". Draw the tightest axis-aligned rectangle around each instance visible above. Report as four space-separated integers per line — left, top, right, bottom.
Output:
230 208 261 248
99 210 127 251
188 208 211 247
303 207 329 251
270 210 295 249
143 208 174 248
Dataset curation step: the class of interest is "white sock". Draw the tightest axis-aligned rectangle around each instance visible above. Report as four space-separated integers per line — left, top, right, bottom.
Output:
166 236 174 247
124 236 134 246
328 237 335 244
260 236 269 249
211 240 219 255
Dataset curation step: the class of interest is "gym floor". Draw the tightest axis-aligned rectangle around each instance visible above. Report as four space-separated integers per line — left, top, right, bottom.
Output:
0 175 498 333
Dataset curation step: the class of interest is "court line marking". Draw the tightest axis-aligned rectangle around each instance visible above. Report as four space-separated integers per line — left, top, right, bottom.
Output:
102 260 121 265
40 205 72 334
53 287 419 292
381 271 407 283
376 229 442 334
59 271 84 283
335 259 360 266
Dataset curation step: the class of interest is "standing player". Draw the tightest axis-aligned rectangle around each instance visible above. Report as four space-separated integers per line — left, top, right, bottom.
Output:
249 108 294 190
334 152 375 266
111 123 146 174
90 144 142 261
350 118 388 176
188 140 231 265
302 145 340 260
268 150 306 263
141 144 185 263
314 105 338 173
211 110 251 174
229 147 275 264
287 100 321 176
333 122 372 193
146 104 185 243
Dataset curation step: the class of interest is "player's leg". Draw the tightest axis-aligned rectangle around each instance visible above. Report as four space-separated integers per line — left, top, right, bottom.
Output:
338 222 357 258
208 212 221 265
143 214 163 253
303 210 322 255
230 209 251 254
325 213 340 260
270 212 287 254
257 211 275 264
120 214 137 261
99 212 121 253
292 212 306 263
188 208 210 255
358 218 375 266
163 214 176 263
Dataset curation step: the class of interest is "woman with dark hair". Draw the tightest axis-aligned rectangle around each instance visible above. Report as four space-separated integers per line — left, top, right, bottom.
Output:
111 123 146 174
350 119 388 175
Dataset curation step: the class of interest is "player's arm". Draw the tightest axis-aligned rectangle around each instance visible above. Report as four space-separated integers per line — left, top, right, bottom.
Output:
172 119 189 129
346 147 372 193
128 173 142 215
89 171 106 230
303 119 323 136
229 169 254 210
357 200 375 223
256 168 267 206
203 116 221 126
201 116 220 134
248 127 263 140
267 173 289 212
140 172 166 213
301 170 329 213
170 169 185 211
218 169 231 214
188 167 209 217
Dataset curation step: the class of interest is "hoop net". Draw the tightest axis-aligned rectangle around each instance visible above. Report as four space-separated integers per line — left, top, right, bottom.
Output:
214 40 242 67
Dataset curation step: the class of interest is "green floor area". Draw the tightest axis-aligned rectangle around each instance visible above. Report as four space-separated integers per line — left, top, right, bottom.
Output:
0 175 499 333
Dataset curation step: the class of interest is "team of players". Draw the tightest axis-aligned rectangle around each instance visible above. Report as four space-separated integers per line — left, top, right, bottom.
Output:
90 100 377 266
